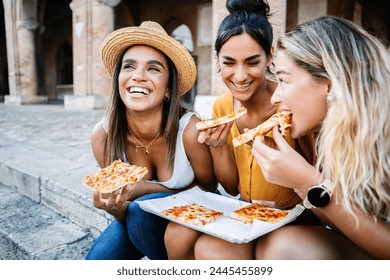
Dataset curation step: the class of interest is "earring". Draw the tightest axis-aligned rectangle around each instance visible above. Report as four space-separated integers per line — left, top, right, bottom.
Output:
164 95 170 102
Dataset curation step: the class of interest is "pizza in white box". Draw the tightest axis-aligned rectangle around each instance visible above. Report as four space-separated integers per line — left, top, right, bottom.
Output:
136 187 304 243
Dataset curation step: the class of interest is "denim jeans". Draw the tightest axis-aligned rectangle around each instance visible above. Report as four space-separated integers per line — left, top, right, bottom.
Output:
85 192 172 260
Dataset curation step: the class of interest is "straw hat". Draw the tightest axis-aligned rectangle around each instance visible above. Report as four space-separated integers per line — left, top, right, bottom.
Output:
100 21 196 96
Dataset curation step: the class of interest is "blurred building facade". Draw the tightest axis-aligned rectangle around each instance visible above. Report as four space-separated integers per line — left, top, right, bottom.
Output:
0 0 389 108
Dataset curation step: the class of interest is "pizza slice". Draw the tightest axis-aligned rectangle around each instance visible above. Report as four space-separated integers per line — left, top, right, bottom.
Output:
82 159 148 193
230 203 289 224
196 107 247 130
232 110 292 147
161 202 224 226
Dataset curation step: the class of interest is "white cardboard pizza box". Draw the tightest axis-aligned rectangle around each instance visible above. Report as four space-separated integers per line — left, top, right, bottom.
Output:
136 186 305 243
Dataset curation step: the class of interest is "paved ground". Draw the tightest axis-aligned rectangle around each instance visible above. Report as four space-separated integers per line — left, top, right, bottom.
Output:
0 104 112 259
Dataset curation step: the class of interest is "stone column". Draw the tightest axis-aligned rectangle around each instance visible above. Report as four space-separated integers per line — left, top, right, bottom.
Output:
211 0 228 96
194 0 227 119
298 0 327 24
65 0 119 109
269 0 288 44
3 0 47 105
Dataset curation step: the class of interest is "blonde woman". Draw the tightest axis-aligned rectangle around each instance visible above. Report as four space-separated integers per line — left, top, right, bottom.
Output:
251 16 390 259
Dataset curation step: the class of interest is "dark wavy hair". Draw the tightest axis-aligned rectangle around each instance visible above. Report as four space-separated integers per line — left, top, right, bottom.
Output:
215 0 273 57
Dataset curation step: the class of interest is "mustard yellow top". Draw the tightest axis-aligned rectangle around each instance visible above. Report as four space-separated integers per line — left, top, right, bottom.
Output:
212 92 314 209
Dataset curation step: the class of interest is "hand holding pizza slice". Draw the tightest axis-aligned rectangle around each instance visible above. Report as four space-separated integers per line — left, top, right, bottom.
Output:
232 111 292 147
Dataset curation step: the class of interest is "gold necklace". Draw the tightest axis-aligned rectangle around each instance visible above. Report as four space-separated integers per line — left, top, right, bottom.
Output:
128 129 160 155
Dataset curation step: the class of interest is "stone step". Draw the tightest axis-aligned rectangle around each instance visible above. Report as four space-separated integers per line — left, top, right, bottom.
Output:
0 138 112 239
0 183 94 260
0 104 113 240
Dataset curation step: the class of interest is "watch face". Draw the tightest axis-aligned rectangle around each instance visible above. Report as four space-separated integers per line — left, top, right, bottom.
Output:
307 186 331 207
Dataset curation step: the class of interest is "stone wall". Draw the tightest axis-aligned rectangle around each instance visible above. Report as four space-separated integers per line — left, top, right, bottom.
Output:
1 0 388 108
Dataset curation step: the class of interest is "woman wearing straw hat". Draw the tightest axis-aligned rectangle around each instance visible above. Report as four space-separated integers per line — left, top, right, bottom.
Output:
85 21 218 260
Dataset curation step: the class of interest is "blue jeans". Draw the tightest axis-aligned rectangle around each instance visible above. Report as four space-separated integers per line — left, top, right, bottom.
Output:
85 192 172 260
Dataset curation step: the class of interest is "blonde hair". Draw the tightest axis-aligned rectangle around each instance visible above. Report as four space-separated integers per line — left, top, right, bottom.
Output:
277 16 390 222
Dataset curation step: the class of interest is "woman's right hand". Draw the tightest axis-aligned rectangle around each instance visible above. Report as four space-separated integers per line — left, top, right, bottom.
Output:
197 121 233 147
252 126 319 190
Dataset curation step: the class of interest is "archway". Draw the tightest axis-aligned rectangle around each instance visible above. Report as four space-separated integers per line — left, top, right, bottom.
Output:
57 42 73 85
40 0 72 102
171 24 197 109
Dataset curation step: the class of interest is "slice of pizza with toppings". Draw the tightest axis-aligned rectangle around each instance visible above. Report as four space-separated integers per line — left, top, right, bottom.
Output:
161 202 224 226
232 111 292 147
230 203 289 224
196 107 248 130
82 159 148 193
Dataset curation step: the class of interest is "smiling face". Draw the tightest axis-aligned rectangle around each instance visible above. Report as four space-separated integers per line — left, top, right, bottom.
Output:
218 33 271 102
118 45 170 112
272 50 329 138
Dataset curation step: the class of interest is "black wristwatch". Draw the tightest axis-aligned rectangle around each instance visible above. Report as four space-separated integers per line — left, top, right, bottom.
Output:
303 180 332 209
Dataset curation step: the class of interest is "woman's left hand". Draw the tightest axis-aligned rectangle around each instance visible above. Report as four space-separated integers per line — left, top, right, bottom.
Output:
197 122 233 146
252 126 318 190
92 185 130 222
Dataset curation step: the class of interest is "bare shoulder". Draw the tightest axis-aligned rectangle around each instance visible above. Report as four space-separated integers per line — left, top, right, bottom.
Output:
183 114 201 144
91 121 106 143
91 120 106 168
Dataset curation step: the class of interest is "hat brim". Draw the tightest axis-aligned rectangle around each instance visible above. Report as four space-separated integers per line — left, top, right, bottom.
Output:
101 24 197 96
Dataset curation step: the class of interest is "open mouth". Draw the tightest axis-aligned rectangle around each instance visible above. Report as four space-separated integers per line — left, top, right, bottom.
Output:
128 87 150 96
232 82 251 91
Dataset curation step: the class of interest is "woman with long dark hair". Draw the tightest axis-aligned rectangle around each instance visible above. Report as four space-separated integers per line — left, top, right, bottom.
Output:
85 21 218 260
165 0 317 259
